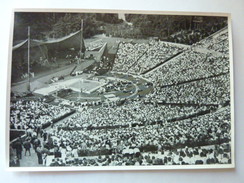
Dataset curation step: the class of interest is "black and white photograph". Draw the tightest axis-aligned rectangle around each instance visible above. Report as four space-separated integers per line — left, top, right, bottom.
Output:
7 9 234 170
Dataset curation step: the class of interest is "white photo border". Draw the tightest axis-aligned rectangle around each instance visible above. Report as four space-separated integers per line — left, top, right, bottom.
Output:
6 8 235 171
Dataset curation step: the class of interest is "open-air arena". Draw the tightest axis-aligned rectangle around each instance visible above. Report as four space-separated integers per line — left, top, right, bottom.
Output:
9 12 234 169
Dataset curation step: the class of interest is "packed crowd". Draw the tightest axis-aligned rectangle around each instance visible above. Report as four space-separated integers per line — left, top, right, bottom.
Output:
47 106 230 160
113 42 148 72
40 105 231 167
55 101 209 130
10 99 71 130
10 27 232 167
49 143 231 166
143 28 230 106
146 50 229 86
210 40 229 54
113 41 184 74
128 41 184 74
149 74 230 105
195 29 229 54
10 104 231 167
43 29 232 165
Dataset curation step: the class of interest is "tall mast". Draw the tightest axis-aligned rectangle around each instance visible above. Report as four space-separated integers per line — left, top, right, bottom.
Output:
27 26 31 92
79 19 84 63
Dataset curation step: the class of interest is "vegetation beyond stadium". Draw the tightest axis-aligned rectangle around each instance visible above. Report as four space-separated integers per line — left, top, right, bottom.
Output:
14 12 227 45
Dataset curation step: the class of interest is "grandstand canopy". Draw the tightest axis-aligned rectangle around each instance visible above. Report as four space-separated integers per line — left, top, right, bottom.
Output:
12 30 86 63
45 30 86 52
11 30 86 81
12 39 48 65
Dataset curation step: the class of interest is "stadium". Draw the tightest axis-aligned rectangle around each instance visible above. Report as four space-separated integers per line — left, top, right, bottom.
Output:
9 12 233 168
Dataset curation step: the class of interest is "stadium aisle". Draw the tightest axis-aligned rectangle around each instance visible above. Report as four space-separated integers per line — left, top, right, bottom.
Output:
19 146 44 167
16 113 77 167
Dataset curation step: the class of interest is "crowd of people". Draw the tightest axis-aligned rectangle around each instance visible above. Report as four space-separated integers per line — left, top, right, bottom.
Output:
10 99 71 130
49 143 231 166
44 27 231 166
195 29 229 54
113 40 185 75
148 74 230 105
128 41 184 74
210 40 229 54
42 105 231 166
10 27 232 167
113 42 148 72
146 50 229 86
142 28 230 106
10 129 52 167
54 101 209 130
10 104 231 167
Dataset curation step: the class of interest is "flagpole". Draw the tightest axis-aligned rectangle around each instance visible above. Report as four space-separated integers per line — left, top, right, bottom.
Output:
79 19 83 64
27 26 31 92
